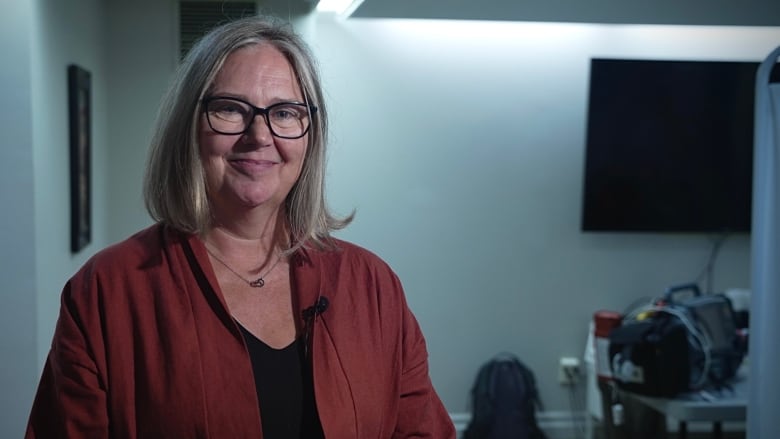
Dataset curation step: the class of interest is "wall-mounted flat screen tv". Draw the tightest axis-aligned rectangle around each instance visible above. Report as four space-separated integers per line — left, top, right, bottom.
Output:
581 58 762 233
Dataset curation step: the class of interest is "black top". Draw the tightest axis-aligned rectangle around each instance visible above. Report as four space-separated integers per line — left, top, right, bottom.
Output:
238 324 324 439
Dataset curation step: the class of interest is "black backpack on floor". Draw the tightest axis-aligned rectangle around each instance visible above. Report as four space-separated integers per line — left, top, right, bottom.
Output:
464 353 548 439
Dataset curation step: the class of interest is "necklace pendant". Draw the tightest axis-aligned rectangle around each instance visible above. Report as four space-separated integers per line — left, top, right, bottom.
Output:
249 278 265 288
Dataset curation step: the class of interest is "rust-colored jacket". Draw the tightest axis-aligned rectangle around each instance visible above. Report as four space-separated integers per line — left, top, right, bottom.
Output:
26 224 455 438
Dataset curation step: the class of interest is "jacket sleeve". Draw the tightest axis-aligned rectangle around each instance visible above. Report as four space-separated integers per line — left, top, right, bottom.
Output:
393 305 456 438
26 278 109 438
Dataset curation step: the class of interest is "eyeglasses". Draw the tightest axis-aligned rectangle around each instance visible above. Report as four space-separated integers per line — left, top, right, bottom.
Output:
202 96 317 139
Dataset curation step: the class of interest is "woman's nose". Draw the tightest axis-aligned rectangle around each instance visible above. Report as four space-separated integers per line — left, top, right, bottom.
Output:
243 114 274 145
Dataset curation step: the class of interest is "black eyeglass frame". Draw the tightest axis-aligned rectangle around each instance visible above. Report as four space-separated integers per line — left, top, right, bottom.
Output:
201 96 318 139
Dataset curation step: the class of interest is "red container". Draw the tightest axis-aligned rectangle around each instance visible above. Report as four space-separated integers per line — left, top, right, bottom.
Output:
593 310 623 382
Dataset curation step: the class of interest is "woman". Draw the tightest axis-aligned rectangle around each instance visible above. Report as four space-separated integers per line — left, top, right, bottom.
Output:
26 16 455 438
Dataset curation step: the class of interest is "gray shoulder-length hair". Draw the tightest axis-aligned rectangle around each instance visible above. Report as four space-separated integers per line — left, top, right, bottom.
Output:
143 15 352 251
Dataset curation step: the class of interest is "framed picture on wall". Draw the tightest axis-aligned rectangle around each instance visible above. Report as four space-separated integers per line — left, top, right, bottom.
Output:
68 64 91 253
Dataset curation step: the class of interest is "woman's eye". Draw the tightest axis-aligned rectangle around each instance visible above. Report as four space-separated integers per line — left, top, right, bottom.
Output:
271 107 299 120
215 103 243 114
208 99 250 118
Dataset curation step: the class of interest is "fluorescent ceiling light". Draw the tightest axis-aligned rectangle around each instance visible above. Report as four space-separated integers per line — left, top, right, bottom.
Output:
316 0 364 17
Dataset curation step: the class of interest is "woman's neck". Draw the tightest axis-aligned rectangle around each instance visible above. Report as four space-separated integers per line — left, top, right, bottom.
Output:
204 207 288 257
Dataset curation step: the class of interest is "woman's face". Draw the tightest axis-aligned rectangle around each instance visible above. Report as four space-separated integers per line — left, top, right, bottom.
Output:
199 43 308 216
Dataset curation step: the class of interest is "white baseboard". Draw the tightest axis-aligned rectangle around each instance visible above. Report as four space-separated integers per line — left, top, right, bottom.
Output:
450 411 746 439
451 411 589 439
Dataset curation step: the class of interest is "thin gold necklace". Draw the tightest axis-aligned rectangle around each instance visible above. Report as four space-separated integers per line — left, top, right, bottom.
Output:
204 244 282 288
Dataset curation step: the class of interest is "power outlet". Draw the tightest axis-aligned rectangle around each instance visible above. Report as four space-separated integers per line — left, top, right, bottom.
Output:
558 357 581 386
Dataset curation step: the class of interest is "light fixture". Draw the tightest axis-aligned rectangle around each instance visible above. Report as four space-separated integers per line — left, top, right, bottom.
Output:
316 0 364 17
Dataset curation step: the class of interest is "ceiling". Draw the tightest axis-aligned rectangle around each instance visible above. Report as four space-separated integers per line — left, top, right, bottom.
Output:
350 0 780 26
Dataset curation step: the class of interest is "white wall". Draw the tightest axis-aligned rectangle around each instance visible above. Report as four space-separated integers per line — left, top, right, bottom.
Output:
0 0 110 435
105 0 177 239
31 0 110 365
310 17 779 412
0 2 38 437
353 0 780 26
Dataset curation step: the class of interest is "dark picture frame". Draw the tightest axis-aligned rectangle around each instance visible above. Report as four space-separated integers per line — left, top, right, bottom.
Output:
68 64 92 253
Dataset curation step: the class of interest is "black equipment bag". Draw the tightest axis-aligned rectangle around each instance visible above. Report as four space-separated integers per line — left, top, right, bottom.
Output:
608 283 745 397
608 313 690 397
661 283 745 386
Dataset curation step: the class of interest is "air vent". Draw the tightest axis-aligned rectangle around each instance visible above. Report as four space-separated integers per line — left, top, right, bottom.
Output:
179 1 257 59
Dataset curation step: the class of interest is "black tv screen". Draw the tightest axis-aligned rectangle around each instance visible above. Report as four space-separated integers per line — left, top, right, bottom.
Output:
581 58 758 233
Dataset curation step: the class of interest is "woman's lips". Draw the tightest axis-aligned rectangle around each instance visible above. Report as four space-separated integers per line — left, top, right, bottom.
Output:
229 157 277 174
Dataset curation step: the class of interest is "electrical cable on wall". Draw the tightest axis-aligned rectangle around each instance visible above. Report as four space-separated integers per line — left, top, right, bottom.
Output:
564 370 587 439
695 233 730 293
